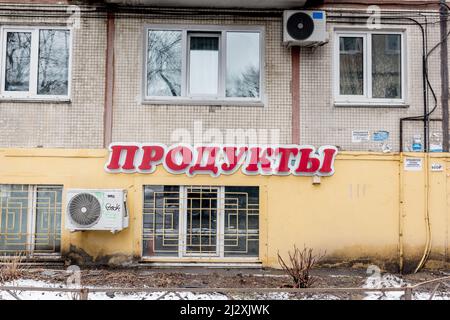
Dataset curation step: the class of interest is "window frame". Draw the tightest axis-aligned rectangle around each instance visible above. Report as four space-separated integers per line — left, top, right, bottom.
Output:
142 24 265 106
0 25 73 101
187 32 222 98
334 29 407 106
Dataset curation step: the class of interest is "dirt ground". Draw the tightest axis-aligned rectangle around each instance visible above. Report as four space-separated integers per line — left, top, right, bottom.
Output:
13 266 449 290
0 264 448 300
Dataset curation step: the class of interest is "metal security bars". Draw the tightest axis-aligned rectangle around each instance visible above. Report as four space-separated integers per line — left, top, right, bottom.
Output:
183 186 220 256
223 186 259 257
143 185 259 259
0 185 62 256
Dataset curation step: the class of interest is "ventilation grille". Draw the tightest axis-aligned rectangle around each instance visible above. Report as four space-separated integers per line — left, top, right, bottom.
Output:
68 193 101 227
286 12 315 40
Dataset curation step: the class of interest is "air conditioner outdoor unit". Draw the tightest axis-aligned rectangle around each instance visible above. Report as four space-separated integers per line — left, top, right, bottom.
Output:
283 10 328 47
66 189 129 233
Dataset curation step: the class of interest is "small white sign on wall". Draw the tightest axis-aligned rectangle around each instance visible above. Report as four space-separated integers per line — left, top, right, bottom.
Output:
404 158 423 171
352 131 370 143
431 163 444 172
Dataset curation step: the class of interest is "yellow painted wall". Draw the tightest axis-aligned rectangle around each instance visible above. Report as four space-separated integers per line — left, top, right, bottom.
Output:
0 148 448 272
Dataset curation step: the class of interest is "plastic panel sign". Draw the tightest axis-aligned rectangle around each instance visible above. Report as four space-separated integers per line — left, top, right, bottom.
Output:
105 143 338 177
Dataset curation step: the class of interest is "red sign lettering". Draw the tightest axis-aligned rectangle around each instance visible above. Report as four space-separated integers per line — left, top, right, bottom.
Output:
104 143 338 177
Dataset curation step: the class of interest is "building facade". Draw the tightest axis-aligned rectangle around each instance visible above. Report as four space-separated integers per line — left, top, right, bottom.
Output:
0 0 449 273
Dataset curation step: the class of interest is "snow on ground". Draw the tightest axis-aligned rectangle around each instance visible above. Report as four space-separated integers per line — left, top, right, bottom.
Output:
0 277 448 300
0 279 229 300
363 273 450 300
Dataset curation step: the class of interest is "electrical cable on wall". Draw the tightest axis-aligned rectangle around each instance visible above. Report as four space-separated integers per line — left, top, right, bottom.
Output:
329 12 442 273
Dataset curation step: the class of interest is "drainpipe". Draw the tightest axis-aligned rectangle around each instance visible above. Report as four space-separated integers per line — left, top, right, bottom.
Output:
291 46 300 144
104 9 115 148
413 0 450 274
399 152 405 273
440 0 449 152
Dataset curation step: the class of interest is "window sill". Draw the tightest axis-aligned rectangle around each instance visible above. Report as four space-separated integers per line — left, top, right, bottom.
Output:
142 99 265 107
334 101 409 108
0 97 71 104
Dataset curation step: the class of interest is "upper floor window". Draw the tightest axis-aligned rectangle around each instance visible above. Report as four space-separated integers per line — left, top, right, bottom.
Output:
334 30 405 105
145 26 264 105
1 27 71 100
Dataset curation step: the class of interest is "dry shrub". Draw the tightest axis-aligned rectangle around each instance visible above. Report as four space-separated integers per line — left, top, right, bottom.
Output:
0 253 25 283
277 245 325 288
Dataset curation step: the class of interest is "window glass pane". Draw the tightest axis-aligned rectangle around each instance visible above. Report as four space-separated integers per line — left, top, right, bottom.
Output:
372 34 402 99
147 30 182 97
0 185 29 253
224 186 259 257
38 30 70 95
226 32 260 98
339 37 364 95
5 32 31 92
34 186 62 253
189 35 219 95
143 185 180 257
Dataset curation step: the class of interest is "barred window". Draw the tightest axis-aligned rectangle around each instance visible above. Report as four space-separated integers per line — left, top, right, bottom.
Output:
143 185 259 259
0 185 62 255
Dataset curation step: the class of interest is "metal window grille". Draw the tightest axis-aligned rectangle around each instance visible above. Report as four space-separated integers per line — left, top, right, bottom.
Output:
143 185 259 259
0 184 62 256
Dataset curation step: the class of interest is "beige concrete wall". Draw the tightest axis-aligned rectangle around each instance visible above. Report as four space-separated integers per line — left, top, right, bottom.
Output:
0 148 448 272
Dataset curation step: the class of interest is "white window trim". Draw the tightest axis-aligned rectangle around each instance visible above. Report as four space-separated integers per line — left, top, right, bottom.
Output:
334 29 407 107
142 24 265 107
0 25 72 102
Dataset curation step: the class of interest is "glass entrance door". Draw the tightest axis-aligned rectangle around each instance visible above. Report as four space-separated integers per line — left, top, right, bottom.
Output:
181 186 222 257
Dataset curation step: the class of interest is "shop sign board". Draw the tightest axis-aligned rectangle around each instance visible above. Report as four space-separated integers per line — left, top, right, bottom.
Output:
105 143 338 177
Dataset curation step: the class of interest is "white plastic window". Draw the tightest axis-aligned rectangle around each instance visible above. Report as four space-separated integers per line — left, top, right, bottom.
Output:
1 27 71 100
335 30 405 105
145 26 263 105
